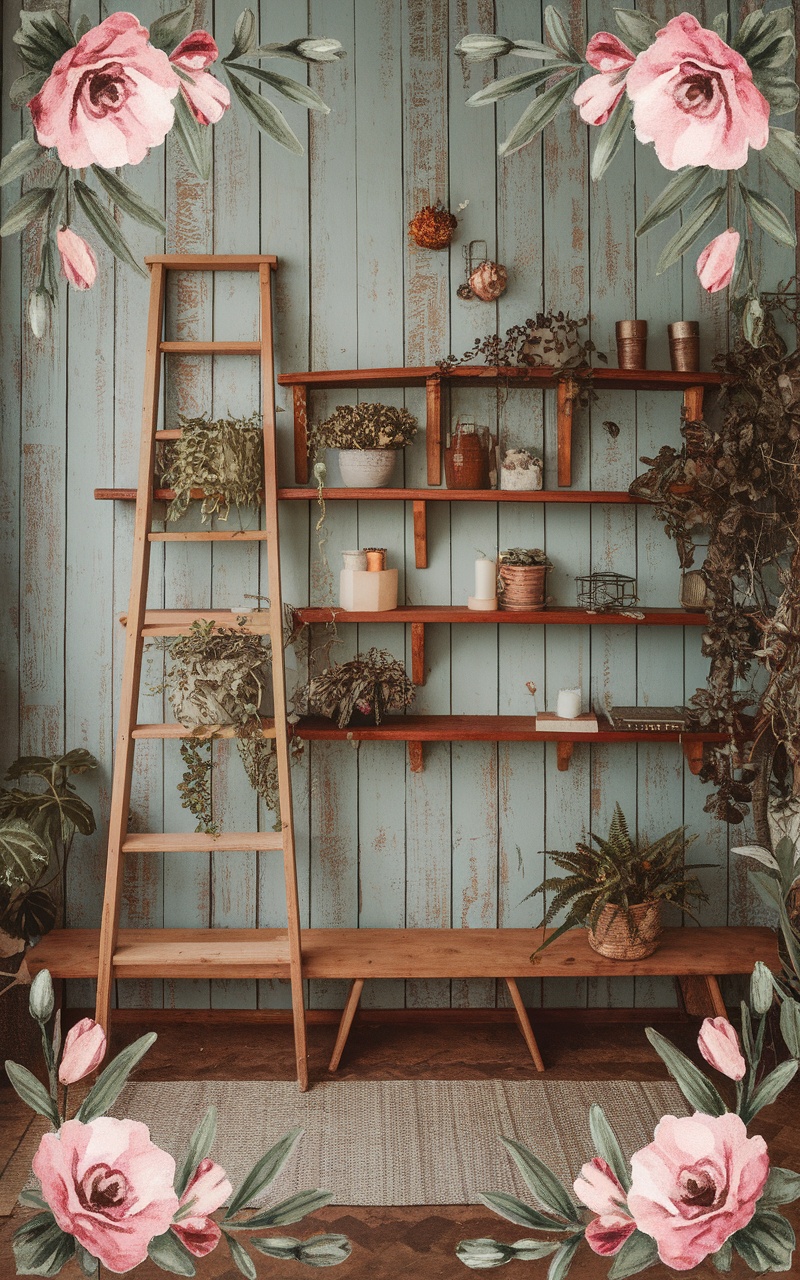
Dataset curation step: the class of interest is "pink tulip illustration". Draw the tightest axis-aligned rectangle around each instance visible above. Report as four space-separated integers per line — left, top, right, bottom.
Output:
625 14 770 171
58 1016 107 1084
172 1157 233 1258
573 33 635 126
29 12 180 169
697 1016 747 1081
169 31 231 125
574 1156 636 1256
696 229 740 293
33 1117 179 1273
56 228 98 291
627 1112 769 1270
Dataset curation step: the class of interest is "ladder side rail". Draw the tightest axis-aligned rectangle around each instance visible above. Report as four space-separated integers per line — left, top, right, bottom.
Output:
95 263 167 1032
259 263 309 1090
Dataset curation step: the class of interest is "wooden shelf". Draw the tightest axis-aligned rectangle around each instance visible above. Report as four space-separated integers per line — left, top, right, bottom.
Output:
277 364 723 487
29 928 291 980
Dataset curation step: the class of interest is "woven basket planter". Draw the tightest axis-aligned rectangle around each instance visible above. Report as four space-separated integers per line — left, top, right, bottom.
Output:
498 564 547 611
588 901 662 960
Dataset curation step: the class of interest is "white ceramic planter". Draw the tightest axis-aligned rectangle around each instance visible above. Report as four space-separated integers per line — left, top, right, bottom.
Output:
337 448 396 488
500 465 543 491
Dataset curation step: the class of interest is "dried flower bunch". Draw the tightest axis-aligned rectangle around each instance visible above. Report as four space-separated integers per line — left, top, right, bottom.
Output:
408 202 458 249
438 311 604 373
498 547 551 567
311 403 418 452
295 648 414 728
161 412 263 522
526 804 707 955
501 449 542 472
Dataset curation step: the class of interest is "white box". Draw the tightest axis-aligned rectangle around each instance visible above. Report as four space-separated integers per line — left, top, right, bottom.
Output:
340 568 399 611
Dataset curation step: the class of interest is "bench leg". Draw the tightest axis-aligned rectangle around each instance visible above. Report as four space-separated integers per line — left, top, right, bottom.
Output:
328 978 365 1072
505 978 545 1072
677 975 727 1019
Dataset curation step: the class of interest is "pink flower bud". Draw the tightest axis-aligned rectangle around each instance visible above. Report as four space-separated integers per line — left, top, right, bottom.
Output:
172 1158 232 1258
696 229 740 294
58 1017 106 1084
56 227 98 291
697 1016 746 1081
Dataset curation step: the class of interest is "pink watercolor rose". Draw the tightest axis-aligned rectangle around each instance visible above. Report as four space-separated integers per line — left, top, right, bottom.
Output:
625 13 770 170
29 12 180 169
171 1157 232 1258
56 228 98 291
169 32 231 125
573 33 635 126
33 1116 179 1273
574 1156 636 1256
58 1016 106 1082
696 229 740 293
698 1016 747 1081
627 1112 769 1271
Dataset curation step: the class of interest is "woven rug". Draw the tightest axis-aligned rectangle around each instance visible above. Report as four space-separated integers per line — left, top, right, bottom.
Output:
53 1079 689 1206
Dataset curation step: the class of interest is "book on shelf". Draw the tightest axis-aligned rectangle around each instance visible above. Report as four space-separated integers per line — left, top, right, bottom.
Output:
535 712 599 734
606 705 688 732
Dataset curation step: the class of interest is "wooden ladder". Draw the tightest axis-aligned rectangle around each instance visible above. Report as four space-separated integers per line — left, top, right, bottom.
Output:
95 253 308 1090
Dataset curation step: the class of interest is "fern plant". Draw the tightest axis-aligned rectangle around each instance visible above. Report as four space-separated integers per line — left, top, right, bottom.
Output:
526 804 710 955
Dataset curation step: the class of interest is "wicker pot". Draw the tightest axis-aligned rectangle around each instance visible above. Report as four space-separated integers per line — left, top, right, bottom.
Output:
444 433 491 489
498 564 547 611
588 901 662 960
337 448 396 488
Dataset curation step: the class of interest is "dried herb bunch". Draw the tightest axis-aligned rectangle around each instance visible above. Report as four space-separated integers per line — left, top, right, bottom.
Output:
161 412 263 522
408 203 458 250
311 403 418 453
527 804 708 955
295 648 414 728
437 310 605 374
498 547 551 567
630 298 800 832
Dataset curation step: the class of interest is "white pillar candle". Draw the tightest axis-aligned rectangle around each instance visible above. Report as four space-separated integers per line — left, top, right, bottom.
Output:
556 687 582 719
474 557 496 600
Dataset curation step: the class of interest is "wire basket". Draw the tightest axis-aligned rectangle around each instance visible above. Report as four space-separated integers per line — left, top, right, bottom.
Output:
575 572 638 612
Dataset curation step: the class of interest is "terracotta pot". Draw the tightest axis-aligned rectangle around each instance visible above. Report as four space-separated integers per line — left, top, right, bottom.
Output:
498 564 547 610
588 900 662 960
444 433 491 489
337 448 396 488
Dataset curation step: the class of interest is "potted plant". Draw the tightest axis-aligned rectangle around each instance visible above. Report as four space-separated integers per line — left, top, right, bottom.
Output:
160 412 263 522
311 403 418 488
527 804 709 960
499 447 543 491
294 648 414 727
497 547 551 610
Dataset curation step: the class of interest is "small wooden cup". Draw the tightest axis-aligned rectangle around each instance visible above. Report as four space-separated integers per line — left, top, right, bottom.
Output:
616 320 648 370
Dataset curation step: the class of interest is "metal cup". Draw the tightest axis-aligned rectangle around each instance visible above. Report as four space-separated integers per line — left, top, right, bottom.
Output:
616 320 648 370
668 321 700 372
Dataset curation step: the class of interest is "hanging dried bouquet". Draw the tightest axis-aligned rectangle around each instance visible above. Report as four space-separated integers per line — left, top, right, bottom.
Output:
160 412 263 522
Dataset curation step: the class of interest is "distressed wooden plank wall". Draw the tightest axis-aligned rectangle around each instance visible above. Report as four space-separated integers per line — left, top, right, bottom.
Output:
0 0 793 1011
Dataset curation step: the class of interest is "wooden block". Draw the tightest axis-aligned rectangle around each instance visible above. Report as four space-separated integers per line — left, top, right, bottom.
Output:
683 386 704 423
411 623 425 686
556 378 577 487
294 385 309 483
426 377 442 485
408 742 424 772
412 499 428 569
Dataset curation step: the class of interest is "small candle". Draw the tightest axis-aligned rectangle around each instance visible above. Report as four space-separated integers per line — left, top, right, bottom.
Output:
556 688 582 719
474 557 496 600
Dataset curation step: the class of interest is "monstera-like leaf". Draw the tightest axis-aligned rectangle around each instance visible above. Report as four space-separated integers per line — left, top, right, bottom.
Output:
0 819 50 891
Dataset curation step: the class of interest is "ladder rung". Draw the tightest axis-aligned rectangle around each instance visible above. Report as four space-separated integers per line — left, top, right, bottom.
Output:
155 429 182 440
132 721 277 739
160 341 261 354
149 531 269 542
145 254 278 271
122 609 271 635
122 832 283 852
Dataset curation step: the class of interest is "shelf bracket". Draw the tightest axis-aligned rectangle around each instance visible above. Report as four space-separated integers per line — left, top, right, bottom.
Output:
426 376 442 486
556 741 574 772
557 377 578 487
682 739 706 775
408 741 424 773
412 499 428 569
411 622 426 685
293 384 309 483
682 386 704 423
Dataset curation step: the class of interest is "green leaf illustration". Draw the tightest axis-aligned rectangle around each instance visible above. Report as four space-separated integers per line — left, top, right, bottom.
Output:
76 1032 157 1122
712 1238 733 1271
613 9 658 54
645 1028 728 1115
754 70 799 116
0 187 54 238
733 1209 795 1273
227 10 258 61
174 1106 218 1199
713 14 729 41
588 1104 631 1192
10 71 49 108
225 1127 303 1218
479 1191 573 1232
225 1233 257 1279
171 91 213 181
456 1238 516 1268
148 3 195 54
780 997 800 1058
761 1167 800 1207
608 1230 659 1278
0 137 47 188
734 8 794 70
655 185 727 275
4 1061 60 1126
74 15 92 42
147 1230 196 1276
227 72 305 154
295 1234 352 1267
743 1059 798 1123
739 183 796 248
13 11 75 73
235 1189 333 1229
635 166 710 237
498 73 579 156
72 180 147 277
249 1235 300 1259
468 65 570 107
501 1138 581 1222
12 1211 75 1277
546 1234 583 1280
226 64 330 113
91 166 167 234
544 6 580 60
591 94 631 183
0 819 50 890
764 127 800 192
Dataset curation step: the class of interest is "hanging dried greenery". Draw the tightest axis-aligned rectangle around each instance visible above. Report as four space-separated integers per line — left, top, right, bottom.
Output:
630 296 800 833
295 648 415 728
437 310 605 374
310 403 418 453
161 412 263 522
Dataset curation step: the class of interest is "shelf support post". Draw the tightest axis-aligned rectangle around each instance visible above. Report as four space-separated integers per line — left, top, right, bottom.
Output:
408 741 424 773
426 376 442 486
411 623 426 686
683 386 704 423
677 974 727 1018
293 384 309 483
556 741 574 772
412 499 428 569
557 377 578 487
682 739 705 775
